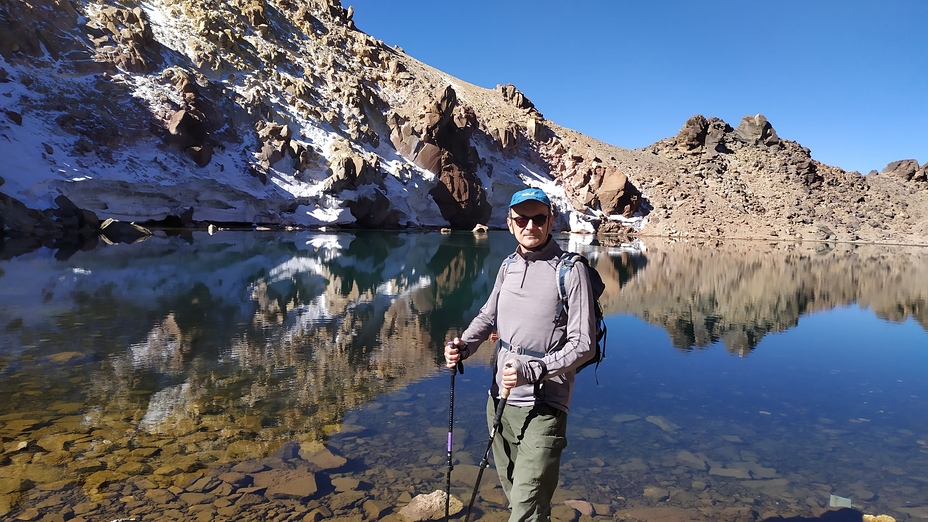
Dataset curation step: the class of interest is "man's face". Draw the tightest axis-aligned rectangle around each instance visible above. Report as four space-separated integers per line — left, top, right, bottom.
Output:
507 200 552 250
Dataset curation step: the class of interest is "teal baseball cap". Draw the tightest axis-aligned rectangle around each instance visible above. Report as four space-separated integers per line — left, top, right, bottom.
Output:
509 188 551 208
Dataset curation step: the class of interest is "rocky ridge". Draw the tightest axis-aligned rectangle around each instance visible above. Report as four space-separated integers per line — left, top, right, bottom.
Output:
0 0 926 252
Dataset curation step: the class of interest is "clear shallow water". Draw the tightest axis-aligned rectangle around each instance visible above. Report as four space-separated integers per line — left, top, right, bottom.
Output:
0 231 926 521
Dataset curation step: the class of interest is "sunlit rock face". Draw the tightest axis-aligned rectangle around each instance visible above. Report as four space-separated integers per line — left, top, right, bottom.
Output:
1 0 926 245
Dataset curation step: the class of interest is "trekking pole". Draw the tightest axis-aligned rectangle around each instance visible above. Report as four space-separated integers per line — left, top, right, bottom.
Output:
464 376 511 522
445 358 463 521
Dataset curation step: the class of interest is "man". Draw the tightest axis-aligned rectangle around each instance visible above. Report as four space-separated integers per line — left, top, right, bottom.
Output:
445 187 596 522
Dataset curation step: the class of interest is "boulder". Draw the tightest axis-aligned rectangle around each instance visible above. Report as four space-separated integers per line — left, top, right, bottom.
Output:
185 144 213 168
497 83 536 110
675 114 708 150
397 490 461 521
0 191 44 237
348 189 400 228
597 168 642 217
733 114 779 147
881 159 921 182
3 110 22 125
168 110 208 151
704 118 733 156
99 218 152 244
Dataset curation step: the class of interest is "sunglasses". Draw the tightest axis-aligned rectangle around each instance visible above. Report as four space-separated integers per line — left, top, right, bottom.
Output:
508 213 549 228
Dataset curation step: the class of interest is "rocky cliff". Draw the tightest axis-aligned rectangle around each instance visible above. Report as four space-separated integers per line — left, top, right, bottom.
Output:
1 0 926 248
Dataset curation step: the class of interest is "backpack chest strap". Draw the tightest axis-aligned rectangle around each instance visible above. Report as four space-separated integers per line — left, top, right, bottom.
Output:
497 339 546 359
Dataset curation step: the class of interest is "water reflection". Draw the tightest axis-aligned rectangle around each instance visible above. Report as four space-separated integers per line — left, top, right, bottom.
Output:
606 240 928 354
0 232 926 520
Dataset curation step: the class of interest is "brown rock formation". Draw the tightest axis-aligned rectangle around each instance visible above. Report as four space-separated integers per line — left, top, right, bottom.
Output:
387 84 490 228
0 0 924 245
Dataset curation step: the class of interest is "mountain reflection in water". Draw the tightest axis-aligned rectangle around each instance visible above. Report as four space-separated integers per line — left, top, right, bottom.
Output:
0 231 925 521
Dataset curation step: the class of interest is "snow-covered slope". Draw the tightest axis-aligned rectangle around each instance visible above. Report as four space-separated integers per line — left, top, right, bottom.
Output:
1 0 925 244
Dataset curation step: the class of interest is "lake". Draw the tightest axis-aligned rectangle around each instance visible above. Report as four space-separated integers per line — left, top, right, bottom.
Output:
1 231 926 521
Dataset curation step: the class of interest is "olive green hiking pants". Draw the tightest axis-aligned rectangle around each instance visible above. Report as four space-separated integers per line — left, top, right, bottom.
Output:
487 397 568 522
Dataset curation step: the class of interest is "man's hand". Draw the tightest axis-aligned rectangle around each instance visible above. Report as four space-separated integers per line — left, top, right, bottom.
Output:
501 359 544 389
501 362 517 390
444 337 465 369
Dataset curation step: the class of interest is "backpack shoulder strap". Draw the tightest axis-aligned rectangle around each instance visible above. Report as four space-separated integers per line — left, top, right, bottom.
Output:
502 252 517 279
505 252 517 268
554 252 582 320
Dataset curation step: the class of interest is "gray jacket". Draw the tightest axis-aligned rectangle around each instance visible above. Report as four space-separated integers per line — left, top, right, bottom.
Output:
460 236 596 412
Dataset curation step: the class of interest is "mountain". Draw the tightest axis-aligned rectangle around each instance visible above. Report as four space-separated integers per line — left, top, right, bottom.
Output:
1 0 926 249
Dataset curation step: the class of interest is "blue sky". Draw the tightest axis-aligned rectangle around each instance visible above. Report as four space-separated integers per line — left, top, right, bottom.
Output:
349 1 926 175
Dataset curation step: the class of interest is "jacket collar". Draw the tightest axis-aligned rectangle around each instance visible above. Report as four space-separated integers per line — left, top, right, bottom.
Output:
516 234 560 262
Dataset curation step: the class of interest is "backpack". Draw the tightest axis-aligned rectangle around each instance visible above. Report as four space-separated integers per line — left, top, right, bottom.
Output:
502 251 607 377
554 252 607 377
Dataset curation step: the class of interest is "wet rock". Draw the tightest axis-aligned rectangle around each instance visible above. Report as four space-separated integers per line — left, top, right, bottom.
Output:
115 461 153 475
563 499 593 516
84 470 128 492
179 492 212 505
145 488 176 503
551 503 579 521
329 489 365 510
740 477 790 496
234 492 266 507
299 445 347 471
676 450 708 471
645 415 679 432
186 475 221 493
217 471 251 487
709 465 751 479
252 469 318 500
0 477 33 496
618 507 709 521
610 414 640 423
305 506 333 520
848 481 876 501
397 490 461 521
0 419 41 436
643 486 669 501
36 433 84 452
230 461 268 474
68 459 105 474
364 499 386 519
331 477 361 492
